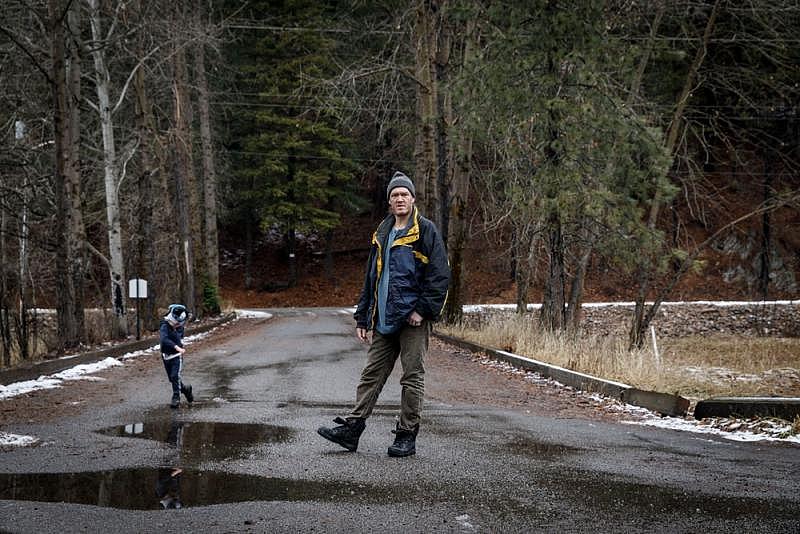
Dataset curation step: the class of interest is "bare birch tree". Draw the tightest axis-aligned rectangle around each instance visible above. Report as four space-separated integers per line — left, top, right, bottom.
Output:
86 0 130 337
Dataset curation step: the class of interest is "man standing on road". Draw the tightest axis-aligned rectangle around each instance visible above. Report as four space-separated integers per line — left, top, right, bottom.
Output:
317 171 450 457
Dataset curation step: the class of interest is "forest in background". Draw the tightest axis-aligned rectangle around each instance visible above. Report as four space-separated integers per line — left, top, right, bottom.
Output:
1 0 799 366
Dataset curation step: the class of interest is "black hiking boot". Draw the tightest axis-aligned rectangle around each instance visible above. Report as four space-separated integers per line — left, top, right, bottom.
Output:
170 393 180 409
181 384 194 404
387 424 418 457
317 417 366 452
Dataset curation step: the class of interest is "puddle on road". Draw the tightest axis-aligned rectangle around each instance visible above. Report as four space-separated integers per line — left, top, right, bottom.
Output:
97 421 294 462
0 468 394 510
502 437 583 458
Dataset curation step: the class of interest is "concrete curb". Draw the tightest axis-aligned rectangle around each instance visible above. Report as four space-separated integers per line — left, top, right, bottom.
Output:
0 312 237 386
434 331 690 417
694 397 800 421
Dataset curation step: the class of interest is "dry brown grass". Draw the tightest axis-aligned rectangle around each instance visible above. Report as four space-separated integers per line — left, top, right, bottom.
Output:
439 315 800 400
659 335 800 398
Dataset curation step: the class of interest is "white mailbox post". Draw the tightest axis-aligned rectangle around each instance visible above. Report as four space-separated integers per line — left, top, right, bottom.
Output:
128 278 148 340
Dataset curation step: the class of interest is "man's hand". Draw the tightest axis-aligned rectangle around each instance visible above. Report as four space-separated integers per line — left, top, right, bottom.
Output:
356 327 370 343
407 311 423 327
177 346 186 355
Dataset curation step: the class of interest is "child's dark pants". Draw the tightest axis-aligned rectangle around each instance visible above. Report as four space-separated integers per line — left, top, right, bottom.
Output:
162 356 184 396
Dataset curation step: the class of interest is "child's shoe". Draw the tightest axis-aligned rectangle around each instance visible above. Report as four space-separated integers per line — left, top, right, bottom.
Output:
181 384 194 404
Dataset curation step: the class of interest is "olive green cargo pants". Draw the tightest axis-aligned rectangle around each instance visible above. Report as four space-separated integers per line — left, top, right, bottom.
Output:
348 321 430 431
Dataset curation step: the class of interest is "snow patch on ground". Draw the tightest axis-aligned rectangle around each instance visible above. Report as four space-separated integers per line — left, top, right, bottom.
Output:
52 357 122 380
0 357 122 400
625 416 800 445
0 432 39 448
235 309 273 319
0 377 63 399
119 345 160 360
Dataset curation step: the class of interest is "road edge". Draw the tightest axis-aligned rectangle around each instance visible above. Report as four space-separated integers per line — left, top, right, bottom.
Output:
433 331 690 417
0 313 238 386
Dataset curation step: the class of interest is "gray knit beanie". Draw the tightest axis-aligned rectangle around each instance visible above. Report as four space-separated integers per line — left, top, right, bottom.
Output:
386 171 415 199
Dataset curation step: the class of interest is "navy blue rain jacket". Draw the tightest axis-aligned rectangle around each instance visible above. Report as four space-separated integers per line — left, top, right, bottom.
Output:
159 319 184 357
354 207 450 332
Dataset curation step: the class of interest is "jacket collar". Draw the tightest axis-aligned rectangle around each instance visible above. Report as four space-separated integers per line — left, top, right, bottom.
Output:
374 207 420 245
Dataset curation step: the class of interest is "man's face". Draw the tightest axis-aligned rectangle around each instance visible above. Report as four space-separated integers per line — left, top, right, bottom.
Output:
389 187 414 216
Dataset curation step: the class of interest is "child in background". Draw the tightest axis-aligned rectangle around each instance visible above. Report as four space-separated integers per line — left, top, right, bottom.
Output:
159 304 193 409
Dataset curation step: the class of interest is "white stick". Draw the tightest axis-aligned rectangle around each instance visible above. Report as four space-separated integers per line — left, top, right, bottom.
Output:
650 325 661 367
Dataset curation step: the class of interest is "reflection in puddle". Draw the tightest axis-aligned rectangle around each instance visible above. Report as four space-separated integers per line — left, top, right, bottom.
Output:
0 469 393 510
156 467 183 509
97 421 294 462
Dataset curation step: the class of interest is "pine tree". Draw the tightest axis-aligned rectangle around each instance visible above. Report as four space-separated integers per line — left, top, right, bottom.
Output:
223 0 360 287
459 0 672 331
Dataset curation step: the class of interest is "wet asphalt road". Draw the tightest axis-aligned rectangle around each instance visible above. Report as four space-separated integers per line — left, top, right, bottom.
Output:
1 308 799 533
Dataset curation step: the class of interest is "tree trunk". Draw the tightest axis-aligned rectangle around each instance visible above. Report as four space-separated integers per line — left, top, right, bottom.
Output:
539 49 566 332
132 3 166 330
287 224 297 288
540 215 566 331
133 67 161 330
0 208 10 366
171 19 196 315
194 26 220 295
443 195 468 322
435 0 451 237
18 167 32 360
514 231 536 315
88 0 128 338
324 228 336 283
50 0 86 351
244 214 254 290
758 167 772 300
565 223 593 330
285 152 298 289
441 16 475 324
413 0 440 224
